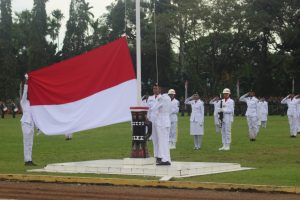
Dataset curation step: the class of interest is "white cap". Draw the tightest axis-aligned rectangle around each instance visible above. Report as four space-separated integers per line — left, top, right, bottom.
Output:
222 88 231 94
168 89 176 95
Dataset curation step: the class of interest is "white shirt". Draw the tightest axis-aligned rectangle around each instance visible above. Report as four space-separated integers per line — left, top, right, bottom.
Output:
218 98 234 123
152 94 171 127
20 84 33 125
258 101 268 115
281 96 300 117
147 94 161 122
170 98 179 122
239 94 259 117
209 99 221 116
185 98 204 123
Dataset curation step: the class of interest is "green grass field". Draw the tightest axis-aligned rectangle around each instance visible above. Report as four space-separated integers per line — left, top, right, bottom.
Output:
0 115 299 186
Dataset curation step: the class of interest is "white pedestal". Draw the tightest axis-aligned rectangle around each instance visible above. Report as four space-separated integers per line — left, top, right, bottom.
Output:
123 157 155 165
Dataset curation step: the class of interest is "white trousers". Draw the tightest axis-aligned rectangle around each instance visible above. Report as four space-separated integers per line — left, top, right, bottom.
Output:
157 126 171 162
21 123 34 162
169 121 177 144
221 121 232 145
247 116 259 139
297 116 300 132
261 121 267 128
288 115 298 136
151 122 159 158
214 115 221 133
193 135 203 148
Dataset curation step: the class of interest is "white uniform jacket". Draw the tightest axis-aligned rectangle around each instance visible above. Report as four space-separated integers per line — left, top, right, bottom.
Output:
209 99 221 117
170 98 179 122
281 96 300 117
147 94 161 122
185 98 204 124
239 94 259 117
258 101 268 121
151 94 171 128
218 98 234 123
20 84 33 125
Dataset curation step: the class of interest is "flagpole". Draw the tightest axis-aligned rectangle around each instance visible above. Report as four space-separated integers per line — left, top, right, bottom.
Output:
136 0 142 105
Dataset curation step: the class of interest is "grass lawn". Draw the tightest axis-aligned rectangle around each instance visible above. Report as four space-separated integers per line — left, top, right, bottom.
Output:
0 115 299 186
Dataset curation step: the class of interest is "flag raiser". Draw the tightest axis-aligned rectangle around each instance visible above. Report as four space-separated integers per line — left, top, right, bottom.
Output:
28 37 137 135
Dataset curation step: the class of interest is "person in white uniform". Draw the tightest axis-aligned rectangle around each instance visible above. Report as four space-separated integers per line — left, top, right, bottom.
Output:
297 103 300 134
281 94 300 137
209 96 221 133
20 74 37 166
239 91 259 141
146 84 161 163
257 98 268 128
218 88 234 151
168 89 179 149
185 93 204 150
152 91 172 165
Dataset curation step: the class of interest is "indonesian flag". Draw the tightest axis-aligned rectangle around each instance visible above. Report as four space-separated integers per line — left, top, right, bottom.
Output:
28 37 137 135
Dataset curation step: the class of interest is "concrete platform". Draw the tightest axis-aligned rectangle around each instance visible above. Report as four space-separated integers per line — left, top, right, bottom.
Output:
29 158 252 179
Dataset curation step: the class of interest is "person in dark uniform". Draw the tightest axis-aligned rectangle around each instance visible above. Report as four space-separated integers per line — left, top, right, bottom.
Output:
0 101 8 118
10 101 18 118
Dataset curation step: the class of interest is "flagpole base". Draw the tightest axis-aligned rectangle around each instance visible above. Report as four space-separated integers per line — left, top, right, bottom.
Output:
129 106 151 158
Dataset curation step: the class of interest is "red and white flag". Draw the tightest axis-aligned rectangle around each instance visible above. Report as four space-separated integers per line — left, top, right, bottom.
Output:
28 37 137 135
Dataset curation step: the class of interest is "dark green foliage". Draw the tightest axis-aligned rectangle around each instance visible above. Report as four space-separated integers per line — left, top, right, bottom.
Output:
1 0 300 100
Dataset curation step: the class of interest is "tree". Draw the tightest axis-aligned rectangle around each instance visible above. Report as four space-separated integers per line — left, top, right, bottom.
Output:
62 0 94 59
0 0 17 100
28 0 49 70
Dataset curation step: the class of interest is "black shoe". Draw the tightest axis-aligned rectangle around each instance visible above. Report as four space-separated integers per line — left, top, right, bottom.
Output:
290 135 296 138
156 161 171 166
250 139 256 141
24 161 37 166
156 157 162 164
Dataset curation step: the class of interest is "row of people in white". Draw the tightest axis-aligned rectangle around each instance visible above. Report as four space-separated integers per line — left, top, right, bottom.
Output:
281 94 300 137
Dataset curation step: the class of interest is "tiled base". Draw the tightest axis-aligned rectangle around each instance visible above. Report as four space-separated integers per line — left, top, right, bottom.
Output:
29 158 252 178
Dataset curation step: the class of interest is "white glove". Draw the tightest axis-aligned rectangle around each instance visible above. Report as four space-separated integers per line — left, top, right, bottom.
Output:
25 73 28 80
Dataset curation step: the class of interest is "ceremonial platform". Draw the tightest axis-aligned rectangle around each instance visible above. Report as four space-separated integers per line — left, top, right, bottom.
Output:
29 158 252 180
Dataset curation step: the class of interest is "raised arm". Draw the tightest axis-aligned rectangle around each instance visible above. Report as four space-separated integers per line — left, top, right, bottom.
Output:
184 96 193 105
20 75 29 106
280 95 290 104
239 93 249 102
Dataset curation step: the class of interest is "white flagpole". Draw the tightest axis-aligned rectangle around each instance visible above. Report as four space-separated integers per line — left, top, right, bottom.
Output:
136 0 142 105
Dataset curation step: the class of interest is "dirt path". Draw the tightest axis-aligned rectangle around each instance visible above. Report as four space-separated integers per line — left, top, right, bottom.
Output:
0 181 299 200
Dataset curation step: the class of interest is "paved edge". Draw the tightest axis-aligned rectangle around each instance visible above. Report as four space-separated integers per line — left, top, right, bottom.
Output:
0 174 299 194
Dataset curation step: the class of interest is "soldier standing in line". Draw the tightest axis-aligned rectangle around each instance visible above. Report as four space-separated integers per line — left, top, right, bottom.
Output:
240 91 259 141
185 93 204 150
168 89 179 149
152 89 172 165
257 98 268 128
209 96 221 133
281 94 300 138
297 103 300 134
0 101 7 118
218 88 234 151
11 101 18 118
146 84 161 163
